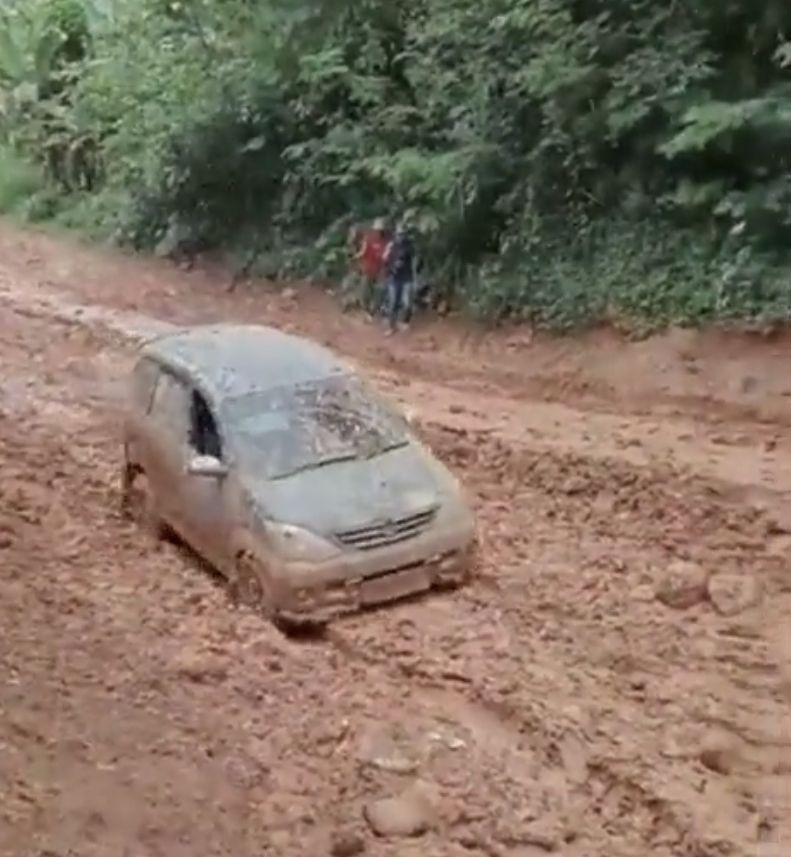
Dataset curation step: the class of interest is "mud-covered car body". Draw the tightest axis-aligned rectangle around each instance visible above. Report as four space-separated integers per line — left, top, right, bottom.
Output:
122 324 476 623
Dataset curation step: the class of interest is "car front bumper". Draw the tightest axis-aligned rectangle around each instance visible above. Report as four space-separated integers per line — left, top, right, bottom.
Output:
272 535 476 624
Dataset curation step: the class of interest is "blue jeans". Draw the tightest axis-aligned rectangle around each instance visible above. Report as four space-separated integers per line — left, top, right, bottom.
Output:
386 277 413 330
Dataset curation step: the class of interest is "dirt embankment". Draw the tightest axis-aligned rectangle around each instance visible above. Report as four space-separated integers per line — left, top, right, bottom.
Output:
1 222 790 857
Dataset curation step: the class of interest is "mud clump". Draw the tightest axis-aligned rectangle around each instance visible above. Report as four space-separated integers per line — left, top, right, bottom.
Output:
707 572 762 616
363 782 439 838
698 729 745 776
330 830 366 857
654 560 709 610
357 724 419 775
171 651 229 684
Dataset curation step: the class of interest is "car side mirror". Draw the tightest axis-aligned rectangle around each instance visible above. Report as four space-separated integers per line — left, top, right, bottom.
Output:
187 455 228 479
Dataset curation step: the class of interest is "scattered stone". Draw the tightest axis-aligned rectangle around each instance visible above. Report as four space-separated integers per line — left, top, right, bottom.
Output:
560 476 587 496
363 783 438 838
698 729 745 776
224 752 266 789
427 730 467 751
372 756 419 775
654 560 709 610
707 573 762 617
357 725 419 775
519 820 561 852
281 287 297 301
631 584 655 602
497 818 562 853
171 651 228 684
330 830 365 857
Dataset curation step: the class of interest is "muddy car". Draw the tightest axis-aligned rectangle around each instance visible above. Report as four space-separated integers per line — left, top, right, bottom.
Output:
122 324 476 626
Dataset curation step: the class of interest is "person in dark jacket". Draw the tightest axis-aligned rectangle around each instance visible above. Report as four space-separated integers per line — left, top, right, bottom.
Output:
382 222 417 334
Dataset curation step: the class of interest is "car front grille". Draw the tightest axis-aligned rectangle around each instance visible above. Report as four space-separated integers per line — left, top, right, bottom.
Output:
335 508 437 551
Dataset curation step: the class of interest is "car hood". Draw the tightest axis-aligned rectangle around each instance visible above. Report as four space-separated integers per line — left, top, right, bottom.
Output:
247 443 443 535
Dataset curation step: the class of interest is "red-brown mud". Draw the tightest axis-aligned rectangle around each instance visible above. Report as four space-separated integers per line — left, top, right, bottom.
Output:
1 224 790 856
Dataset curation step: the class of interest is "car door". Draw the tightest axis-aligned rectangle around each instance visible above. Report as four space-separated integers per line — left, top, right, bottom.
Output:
180 389 235 569
145 367 193 536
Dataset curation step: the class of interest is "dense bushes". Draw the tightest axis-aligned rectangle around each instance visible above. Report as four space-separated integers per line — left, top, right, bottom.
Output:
2 0 791 329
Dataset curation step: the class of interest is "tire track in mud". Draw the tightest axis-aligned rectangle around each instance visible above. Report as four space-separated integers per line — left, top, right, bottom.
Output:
10 222 791 432
4 272 791 508
334 421 791 855
0 313 595 856
0 302 572 854
1 281 790 855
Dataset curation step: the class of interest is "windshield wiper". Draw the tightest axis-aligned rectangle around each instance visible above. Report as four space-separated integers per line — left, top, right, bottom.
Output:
315 452 359 468
272 452 359 480
369 439 409 458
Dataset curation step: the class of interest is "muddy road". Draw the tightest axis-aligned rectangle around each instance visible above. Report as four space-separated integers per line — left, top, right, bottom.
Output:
1 224 790 856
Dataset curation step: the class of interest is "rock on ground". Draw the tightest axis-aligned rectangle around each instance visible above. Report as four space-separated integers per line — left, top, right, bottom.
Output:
707 572 762 617
698 728 746 776
654 560 709 610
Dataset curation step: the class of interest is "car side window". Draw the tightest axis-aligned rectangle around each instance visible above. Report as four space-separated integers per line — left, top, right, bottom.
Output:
149 370 191 439
189 391 223 460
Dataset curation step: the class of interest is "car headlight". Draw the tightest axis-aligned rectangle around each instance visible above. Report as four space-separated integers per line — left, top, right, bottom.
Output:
266 522 341 563
435 494 475 536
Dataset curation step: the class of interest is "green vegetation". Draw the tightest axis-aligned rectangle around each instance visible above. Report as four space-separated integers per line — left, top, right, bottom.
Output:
2 0 791 329
0 145 44 216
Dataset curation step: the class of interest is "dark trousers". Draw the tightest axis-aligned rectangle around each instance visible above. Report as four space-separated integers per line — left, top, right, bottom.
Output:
386 276 413 330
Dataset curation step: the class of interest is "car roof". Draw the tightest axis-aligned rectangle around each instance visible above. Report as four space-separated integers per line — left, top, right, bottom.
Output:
140 324 348 401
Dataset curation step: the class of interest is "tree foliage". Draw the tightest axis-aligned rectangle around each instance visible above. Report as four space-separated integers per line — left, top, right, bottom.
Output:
2 0 791 328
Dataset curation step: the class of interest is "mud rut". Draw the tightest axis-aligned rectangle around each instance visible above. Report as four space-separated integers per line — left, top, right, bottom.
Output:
1 225 790 857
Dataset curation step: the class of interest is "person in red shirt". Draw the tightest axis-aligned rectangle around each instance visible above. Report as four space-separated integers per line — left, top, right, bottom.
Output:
359 218 388 279
341 218 389 314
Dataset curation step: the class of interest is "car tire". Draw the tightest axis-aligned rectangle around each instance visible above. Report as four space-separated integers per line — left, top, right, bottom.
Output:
232 551 324 635
232 551 273 615
123 469 166 540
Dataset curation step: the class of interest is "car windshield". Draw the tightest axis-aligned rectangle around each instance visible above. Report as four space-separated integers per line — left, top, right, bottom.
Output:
224 375 410 479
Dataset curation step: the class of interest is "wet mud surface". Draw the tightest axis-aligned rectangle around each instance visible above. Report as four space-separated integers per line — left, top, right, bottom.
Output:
1 225 791 856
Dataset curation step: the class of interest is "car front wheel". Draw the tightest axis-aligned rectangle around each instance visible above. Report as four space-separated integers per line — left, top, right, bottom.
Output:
122 468 165 540
232 551 271 613
232 551 324 635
